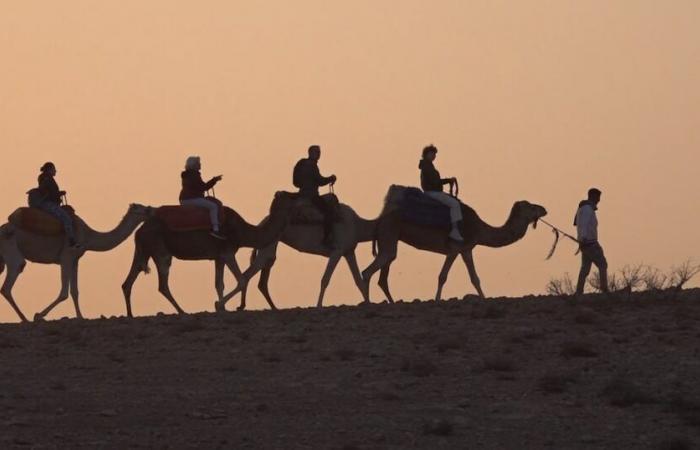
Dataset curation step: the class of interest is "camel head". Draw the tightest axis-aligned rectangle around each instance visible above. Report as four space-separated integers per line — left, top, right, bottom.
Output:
512 201 547 229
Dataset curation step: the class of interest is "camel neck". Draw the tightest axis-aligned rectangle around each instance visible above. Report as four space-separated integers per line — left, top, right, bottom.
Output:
237 212 286 249
82 212 144 252
475 209 531 248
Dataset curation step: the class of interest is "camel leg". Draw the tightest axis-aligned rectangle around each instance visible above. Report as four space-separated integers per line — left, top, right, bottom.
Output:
121 247 149 318
377 264 395 304
257 263 277 310
69 258 83 319
154 256 185 315
36 260 72 321
0 260 29 322
218 245 276 312
435 253 458 301
317 253 342 308
361 240 398 302
461 251 485 298
223 253 251 310
345 251 370 304
214 259 225 303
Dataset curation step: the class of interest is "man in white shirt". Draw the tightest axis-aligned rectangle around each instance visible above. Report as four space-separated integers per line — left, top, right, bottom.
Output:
574 188 609 295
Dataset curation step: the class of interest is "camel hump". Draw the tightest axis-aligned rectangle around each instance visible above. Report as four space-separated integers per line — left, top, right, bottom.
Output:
7 207 75 236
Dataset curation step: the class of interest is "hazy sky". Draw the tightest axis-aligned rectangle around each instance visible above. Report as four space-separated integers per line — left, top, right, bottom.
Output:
1 1 698 322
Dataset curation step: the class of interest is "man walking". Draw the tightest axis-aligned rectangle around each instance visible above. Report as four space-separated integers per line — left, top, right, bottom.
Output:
575 188 609 295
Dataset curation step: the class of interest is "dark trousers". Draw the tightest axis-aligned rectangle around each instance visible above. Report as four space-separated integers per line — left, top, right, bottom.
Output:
308 195 334 243
576 242 609 294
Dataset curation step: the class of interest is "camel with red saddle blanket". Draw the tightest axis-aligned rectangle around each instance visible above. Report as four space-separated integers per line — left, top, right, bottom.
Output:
216 193 379 311
121 191 297 316
361 185 548 303
0 204 154 322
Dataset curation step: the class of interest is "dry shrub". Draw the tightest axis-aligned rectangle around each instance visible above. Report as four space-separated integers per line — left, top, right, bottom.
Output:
546 273 575 296
669 260 700 291
558 259 700 294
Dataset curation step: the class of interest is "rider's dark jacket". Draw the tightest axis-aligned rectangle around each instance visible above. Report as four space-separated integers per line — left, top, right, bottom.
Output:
419 159 450 192
293 158 333 197
37 173 62 204
179 170 218 201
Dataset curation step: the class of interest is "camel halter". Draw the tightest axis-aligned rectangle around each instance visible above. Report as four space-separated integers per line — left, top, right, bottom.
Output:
449 179 459 198
539 218 580 260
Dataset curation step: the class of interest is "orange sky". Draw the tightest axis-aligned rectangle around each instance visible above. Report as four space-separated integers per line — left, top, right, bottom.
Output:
1 1 698 322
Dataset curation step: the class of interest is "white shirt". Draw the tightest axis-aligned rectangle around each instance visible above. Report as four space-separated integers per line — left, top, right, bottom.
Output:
576 204 598 243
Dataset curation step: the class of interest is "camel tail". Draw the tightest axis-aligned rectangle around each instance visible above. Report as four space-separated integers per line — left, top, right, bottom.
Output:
372 238 378 257
251 249 258 264
143 263 151 275
0 255 4 276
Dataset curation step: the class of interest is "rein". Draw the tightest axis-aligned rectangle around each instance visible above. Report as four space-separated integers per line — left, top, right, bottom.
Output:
538 218 580 260
449 179 459 198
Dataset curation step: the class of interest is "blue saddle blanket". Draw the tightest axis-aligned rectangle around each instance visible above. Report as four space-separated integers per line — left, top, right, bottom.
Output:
399 188 451 226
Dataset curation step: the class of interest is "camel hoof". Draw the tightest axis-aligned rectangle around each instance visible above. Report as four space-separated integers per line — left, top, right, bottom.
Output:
236 305 246 312
33 313 45 322
214 302 226 313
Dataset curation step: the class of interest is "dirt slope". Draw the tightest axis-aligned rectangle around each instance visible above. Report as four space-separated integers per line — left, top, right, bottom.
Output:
1 290 699 449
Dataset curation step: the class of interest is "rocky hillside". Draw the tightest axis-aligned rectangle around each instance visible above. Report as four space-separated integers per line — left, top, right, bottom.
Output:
1 290 699 449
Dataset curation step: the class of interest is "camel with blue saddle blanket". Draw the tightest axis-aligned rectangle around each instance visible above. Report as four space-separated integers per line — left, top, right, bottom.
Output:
361 185 548 303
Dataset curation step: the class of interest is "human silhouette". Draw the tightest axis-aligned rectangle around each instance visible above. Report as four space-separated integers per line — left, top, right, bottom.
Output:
418 145 463 241
574 187 609 295
29 162 79 248
292 145 337 246
179 156 224 239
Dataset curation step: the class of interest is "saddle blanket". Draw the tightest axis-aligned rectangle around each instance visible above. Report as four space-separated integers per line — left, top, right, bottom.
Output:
155 205 224 232
399 187 452 227
7 207 75 236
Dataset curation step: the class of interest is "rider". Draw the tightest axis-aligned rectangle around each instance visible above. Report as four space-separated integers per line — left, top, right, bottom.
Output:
293 145 337 246
419 144 463 242
179 156 225 239
35 162 79 248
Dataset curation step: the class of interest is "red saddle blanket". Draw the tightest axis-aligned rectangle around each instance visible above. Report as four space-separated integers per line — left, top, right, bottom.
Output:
155 205 225 232
7 206 76 236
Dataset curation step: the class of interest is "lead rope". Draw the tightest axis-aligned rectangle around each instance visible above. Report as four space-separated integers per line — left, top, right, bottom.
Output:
538 218 580 260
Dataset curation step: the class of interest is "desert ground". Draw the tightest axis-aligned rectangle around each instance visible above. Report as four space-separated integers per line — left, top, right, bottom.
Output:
0 289 699 449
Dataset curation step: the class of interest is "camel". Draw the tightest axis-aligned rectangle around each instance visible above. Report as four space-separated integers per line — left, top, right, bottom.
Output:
217 200 377 311
362 185 547 302
0 204 154 322
121 191 298 317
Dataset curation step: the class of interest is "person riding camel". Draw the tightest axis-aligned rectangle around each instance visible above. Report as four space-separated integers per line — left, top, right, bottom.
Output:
31 162 80 248
179 156 225 240
293 145 337 247
419 144 464 242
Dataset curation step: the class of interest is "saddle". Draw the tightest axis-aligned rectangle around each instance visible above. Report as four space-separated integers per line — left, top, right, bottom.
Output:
399 187 452 227
289 193 340 225
155 198 226 232
7 206 76 236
